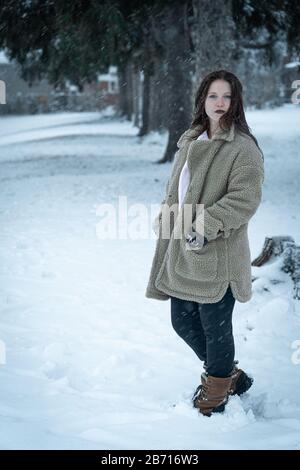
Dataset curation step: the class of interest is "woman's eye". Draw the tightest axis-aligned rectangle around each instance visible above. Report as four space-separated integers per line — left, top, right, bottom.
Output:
208 95 231 99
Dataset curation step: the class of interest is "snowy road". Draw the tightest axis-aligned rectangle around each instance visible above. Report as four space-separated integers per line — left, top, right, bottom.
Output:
0 108 300 449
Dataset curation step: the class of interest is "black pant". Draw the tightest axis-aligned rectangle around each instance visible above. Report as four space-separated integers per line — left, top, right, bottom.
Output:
170 286 235 378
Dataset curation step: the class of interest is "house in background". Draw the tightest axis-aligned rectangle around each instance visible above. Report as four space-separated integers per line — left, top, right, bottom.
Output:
0 50 119 114
0 50 53 114
97 66 119 107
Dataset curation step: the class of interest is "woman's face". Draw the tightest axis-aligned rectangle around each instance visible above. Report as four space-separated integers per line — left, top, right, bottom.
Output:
205 79 231 124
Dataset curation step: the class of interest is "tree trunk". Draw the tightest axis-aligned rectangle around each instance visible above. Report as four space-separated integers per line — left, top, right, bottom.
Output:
149 60 168 132
132 64 142 128
138 63 152 137
138 17 158 137
157 2 194 163
117 62 132 120
191 0 236 94
126 61 134 119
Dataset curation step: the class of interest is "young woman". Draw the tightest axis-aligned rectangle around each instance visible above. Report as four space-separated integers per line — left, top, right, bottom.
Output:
145 70 264 416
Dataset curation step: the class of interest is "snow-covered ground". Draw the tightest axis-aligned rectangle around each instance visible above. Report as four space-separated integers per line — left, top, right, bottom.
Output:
0 106 300 450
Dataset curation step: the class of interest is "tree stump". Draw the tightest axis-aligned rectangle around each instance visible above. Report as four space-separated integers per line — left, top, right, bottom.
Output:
251 236 300 300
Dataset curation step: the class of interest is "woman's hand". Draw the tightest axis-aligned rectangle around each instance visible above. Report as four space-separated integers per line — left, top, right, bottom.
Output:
185 229 208 249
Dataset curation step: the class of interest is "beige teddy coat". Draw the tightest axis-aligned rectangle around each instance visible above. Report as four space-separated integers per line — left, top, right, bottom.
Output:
145 123 264 303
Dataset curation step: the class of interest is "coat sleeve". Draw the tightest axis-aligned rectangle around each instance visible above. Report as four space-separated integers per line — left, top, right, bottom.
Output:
192 151 264 242
152 178 170 235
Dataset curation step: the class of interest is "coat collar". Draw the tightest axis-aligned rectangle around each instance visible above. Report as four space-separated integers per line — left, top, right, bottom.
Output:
177 122 235 147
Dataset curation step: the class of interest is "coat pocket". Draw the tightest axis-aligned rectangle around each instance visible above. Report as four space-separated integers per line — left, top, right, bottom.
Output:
174 240 218 282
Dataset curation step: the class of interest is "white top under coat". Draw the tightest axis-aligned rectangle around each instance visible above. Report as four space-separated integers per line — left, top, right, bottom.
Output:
178 130 209 208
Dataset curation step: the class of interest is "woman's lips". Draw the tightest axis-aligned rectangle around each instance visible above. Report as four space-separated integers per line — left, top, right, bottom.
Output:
215 110 225 114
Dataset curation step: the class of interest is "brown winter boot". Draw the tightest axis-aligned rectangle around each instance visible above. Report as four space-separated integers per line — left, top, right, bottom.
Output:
192 361 253 403
193 373 232 416
228 362 254 396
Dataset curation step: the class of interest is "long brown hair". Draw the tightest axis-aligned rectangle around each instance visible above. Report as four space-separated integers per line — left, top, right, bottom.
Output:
191 70 262 155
